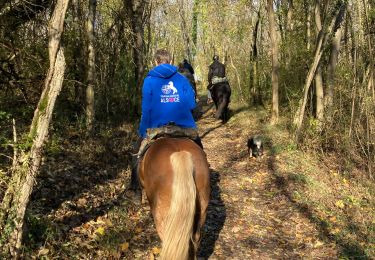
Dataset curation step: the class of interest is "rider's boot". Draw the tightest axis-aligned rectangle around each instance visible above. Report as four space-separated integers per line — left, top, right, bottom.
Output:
127 138 143 204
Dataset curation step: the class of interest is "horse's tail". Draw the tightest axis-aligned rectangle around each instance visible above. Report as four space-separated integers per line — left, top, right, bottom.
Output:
160 151 196 260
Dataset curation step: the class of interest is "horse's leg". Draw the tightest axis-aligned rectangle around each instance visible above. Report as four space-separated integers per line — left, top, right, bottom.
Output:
192 162 210 258
223 94 230 122
152 203 167 241
215 95 227 120
139 157 171 241
192 196 209 252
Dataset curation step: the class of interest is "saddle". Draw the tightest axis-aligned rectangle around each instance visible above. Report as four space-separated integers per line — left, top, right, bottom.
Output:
137 125 199 159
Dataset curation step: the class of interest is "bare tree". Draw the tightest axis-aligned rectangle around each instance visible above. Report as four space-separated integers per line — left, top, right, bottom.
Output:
325 3 347 114
125 0 150 100
178 0 192 61
0 0 69 257
267 0 280 124
293 2 344 137
86 0 97 131
251 6 262 105
314 1 324 122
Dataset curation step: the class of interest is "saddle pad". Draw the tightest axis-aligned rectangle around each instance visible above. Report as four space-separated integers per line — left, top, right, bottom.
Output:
137 125 199 158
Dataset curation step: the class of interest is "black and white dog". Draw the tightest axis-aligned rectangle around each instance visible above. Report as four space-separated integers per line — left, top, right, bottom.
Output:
247 136 264 158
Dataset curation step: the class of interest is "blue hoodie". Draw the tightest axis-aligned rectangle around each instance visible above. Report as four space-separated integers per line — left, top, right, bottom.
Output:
138 64 197 138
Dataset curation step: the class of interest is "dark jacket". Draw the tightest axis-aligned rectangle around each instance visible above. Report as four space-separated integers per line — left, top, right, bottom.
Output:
178 65 197 97
208 60 226 84
138 64 196 138
183 60 195 75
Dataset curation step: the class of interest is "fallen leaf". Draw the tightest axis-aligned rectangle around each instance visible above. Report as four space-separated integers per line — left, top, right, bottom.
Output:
83 223 91 229
77 198 87 206
105 219 114 227
120 242 129 252
94 226 105 236
231 226 241 233
152 246 161 255
96 216 106 224
331 228 340 235
38 247 49 256
135 227 143 233
314 240 324 248
335 200 345 209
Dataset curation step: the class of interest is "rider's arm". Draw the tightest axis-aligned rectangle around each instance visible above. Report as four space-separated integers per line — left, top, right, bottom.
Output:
138 78 153 138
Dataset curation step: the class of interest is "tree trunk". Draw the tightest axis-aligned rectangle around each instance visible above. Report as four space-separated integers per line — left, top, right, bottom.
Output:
306 0 311 51
251 7 261 105
0 0 69 257
125 0 149 113
285 0 293 64
85 0 97 131
267 0 279 124
314 1 324 122
325 3 347 114
293 2 343 137
179 0 192 61
72 0 85 105
191 0 199 59
315 66 324 121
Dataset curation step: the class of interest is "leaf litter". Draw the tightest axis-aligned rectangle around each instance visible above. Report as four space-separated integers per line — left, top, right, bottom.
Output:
24 103 373 259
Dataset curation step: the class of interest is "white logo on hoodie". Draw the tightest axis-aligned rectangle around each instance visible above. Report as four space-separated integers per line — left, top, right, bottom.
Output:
161 81 178 94
161 81 180 103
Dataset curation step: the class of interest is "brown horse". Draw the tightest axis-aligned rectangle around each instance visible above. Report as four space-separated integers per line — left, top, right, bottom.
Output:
139 137 210 260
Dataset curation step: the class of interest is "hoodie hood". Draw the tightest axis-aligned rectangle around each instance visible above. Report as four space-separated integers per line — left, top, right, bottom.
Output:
148 64 177 79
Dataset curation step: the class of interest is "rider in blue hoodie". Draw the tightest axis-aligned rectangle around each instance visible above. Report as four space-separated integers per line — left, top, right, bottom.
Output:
129 49 201 195
138 52 197 138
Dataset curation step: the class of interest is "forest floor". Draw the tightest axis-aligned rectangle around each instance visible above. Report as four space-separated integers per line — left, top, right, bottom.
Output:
25 97 374 259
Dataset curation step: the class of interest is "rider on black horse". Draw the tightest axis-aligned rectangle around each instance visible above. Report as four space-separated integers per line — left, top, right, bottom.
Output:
129 49 203 198
207 55 227 104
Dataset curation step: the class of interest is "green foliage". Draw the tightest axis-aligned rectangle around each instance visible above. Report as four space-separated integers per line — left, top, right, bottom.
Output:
369 8 375 21
271 141 298 155
38 94 49 114
24 213 58 250
45 135 62 156
288 172 309 185
0 111 11 121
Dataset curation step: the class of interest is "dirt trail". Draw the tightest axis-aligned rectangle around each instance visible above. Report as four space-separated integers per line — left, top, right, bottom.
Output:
195 104 338 259
28 101 341 259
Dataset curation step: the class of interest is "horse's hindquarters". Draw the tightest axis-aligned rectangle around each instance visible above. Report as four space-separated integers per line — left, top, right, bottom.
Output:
139 138 210 259
212 82 231 121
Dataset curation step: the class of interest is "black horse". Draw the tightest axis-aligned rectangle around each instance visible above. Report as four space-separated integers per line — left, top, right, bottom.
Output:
210 81 231 122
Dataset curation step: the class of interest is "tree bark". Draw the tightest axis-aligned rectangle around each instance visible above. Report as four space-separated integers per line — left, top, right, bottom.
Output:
191 0 199 59
325 3 347 113
314 1 324 122
251 7 261 105
0 0 69 257
179 0 192 61
86 0 97 131
125 0 150 112
267 0 280 124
